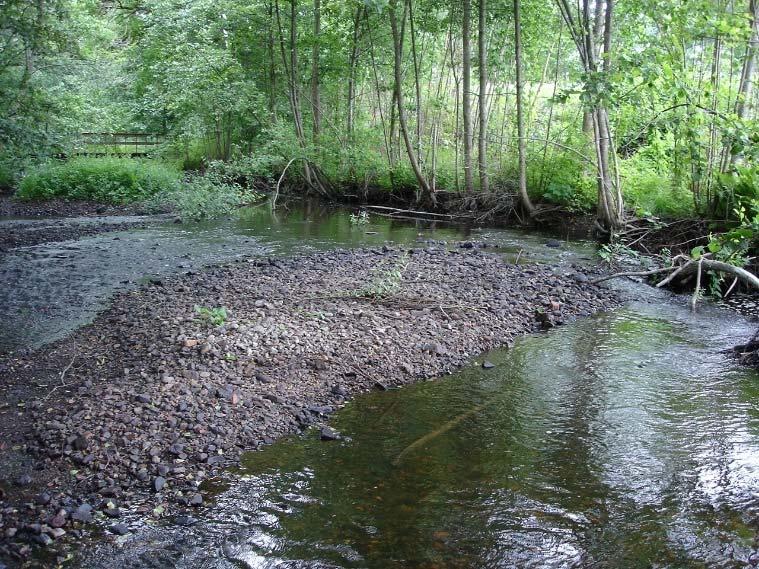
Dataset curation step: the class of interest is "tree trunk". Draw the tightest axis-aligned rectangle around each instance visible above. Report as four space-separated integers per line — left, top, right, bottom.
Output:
347 5 365 141
515 0 535 215
311 0 321 141
268 0 277 119
462 0 474 192
478 0 489 193
555 0 623 231
389 0 434 203
730 0 759 165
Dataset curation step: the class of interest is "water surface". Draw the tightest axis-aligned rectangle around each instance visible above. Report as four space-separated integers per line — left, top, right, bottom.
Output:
74 287 759 568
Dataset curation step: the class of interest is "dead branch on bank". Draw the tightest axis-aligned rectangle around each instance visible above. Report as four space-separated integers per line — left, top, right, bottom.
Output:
592 254 759 310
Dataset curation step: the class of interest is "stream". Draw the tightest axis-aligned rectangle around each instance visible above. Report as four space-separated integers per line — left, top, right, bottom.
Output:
1 202 757 567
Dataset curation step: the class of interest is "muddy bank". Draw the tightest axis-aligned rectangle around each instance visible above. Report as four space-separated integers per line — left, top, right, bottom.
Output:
0 245 617 565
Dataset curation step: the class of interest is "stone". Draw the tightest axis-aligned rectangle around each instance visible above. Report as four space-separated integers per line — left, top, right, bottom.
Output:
110 523 129 536
153 476 166 492
319 427 341 441
482 361 496 369
189 494 203 507
71 504 93 523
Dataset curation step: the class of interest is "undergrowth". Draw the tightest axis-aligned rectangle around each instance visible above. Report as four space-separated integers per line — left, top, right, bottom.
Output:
16 157 180 203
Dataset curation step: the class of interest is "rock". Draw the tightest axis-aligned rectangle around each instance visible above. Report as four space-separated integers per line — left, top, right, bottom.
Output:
330 385 348 397
189 494 203 507
49 511 67 528
255 373 273 384
174 515 198 527
71 504 93 523
153 476 166 492
35 493 51 506
110 523 129 536
482 361 496 369
49 528 66 539
33 533 53 546
104 507 121 518
545 239 562 248
135 393 151 404
320 427 341 441
15 474 32 487
373 381 388 391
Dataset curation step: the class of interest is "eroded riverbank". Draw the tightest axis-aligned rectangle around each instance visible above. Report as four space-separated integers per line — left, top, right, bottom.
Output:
0 245 617 565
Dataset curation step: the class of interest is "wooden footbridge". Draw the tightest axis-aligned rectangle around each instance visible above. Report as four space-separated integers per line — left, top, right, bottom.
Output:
74 132 165 158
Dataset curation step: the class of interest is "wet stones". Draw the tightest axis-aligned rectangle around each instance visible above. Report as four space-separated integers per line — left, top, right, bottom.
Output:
1 245 618 551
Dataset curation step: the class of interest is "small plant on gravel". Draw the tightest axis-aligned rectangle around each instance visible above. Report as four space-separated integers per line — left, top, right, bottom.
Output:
349 210 370 225
194 305 228 326
353 252 410 299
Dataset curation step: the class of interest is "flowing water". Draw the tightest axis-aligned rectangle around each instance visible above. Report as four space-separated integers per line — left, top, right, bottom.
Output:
0 201 586 354
1 202 757 567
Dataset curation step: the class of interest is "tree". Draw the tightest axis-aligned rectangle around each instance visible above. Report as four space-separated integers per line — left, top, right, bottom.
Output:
478 0 490 194
389 0 434 203
514 0 535 215
462 0 474 193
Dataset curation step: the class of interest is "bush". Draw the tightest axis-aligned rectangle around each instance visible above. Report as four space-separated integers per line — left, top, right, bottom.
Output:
16 158 181 204
148 175 264 221
620 154 694 218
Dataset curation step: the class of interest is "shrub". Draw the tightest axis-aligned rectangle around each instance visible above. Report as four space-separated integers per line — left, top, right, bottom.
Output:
16 158 181 203
148 175 264 221
620 154 694 218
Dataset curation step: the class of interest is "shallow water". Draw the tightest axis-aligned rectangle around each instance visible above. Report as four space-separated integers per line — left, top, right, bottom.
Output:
72 282 759 569
0 201 588 354
3 201 757 567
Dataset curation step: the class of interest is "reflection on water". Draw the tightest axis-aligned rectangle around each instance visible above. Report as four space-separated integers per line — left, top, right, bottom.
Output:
0 200 589 354
75 293 759 569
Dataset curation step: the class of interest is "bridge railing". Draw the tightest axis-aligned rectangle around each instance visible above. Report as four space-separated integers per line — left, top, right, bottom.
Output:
74 132 165 157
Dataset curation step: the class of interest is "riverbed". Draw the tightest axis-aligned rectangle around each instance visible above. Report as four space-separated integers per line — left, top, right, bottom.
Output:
1 201 757 568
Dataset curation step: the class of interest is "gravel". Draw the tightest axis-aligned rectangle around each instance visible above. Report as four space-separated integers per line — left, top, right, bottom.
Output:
0 245 618 563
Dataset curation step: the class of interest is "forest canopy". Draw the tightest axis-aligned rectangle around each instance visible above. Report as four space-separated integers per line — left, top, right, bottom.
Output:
1 0 758 230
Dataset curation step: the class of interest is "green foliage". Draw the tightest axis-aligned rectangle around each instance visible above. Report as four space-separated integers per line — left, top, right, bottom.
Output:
0 161 15 192
353 252 410 299
598 242 639 268
620 154 694 218
149 174 264 222
16 158 181 203
714 165 759 219
349 210 370 225
194 305 228 327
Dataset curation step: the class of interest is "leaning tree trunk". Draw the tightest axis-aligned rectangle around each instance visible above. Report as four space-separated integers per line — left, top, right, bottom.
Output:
389 0 435 204
514 0 535 216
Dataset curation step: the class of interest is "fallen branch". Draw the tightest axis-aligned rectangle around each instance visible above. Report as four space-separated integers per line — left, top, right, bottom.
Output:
393 401 488 465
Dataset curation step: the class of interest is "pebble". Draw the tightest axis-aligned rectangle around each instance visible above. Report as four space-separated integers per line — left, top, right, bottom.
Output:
1 246 617 542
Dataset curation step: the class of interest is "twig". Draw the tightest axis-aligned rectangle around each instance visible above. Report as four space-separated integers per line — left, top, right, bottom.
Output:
43 354 77 401
655 259 695 288
691 258 703 311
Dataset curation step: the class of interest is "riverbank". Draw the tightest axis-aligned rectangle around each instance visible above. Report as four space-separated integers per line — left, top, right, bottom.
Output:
0 245 618 565
0 197 170 253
